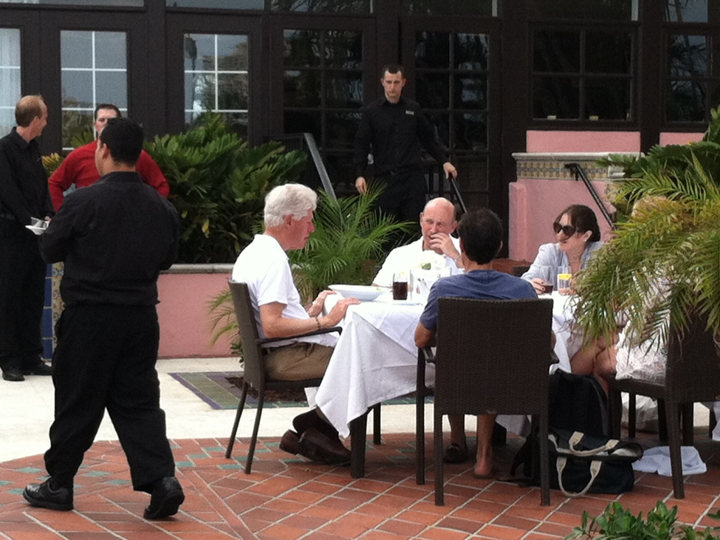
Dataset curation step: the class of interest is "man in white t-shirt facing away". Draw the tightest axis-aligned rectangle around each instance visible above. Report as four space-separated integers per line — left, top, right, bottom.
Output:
232 183 360 464
373 197 464 287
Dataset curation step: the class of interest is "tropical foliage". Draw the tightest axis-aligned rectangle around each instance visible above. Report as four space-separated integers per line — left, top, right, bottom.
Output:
289 188 412 301
565 500 720 540
574 106 720 347
145 113 307 263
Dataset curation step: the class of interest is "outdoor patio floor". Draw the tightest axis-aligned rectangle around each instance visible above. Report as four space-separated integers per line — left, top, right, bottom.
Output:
2 430 720 540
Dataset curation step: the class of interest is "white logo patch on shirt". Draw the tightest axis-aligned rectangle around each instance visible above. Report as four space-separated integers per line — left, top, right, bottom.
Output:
405 110 415 115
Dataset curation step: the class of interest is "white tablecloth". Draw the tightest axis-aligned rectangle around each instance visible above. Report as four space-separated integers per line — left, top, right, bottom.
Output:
316 292 573 438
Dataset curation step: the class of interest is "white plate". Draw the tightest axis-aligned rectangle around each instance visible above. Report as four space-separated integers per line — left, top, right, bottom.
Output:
329 284 385 302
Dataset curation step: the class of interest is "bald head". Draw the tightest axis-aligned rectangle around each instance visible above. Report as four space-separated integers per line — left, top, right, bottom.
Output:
420 197 458 252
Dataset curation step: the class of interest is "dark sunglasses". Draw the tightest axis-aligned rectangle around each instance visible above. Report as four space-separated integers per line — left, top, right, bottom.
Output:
553 222 577 236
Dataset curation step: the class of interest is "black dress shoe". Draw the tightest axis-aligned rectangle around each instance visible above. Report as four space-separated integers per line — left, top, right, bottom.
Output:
2 368 24 382
144 477 184 519
23 479 73 511
22 362 53 376
300 428 351 465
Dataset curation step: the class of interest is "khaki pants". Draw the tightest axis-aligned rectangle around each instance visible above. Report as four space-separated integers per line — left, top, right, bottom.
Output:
265 342 333 381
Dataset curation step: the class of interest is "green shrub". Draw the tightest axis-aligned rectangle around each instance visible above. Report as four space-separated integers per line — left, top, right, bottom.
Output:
565 501 720 540
145 113 307 263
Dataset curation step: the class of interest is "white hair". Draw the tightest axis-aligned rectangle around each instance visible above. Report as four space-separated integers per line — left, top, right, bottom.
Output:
264 183 317 228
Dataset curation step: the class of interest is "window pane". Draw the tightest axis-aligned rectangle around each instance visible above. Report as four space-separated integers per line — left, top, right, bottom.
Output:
427 113 450 148
284 110 321 142
271 0 371 13
325 72 363 108
453 113 487 151
454 74 487 110
62 111 93 148
169 0 263 8
416 73 450 109
585 77 631 120
184 33 250 134
218 73 249 109
586 32 631 74
62 71 94 108
454 155 488 209
668 35 708 77
324 31 362 69
61 31 92 69
283 30 321 68
325 112 361 149
415 32 450 69
402 0 496 16
284 71 321 108
455 34 489 71
533 76 580 119
533 31 580 73
665 0 708 22
666 80 706 121
95 72 128 108
532 0 633 20
0 28 21 135
95 32 126 69
185 72 215 110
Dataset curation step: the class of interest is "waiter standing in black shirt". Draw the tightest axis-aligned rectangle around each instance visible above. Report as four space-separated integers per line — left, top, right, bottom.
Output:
354 65 457 228
24 118 185 519
0 95 54 382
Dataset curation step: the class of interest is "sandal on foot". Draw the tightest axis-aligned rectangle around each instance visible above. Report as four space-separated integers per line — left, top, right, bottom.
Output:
443 443 469 464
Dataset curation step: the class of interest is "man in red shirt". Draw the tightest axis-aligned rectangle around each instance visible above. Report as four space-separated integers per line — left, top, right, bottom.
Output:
48 104 169 210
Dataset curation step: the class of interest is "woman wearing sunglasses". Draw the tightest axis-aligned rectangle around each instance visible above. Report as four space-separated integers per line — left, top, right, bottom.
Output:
521 204 602 295
522 204 615 390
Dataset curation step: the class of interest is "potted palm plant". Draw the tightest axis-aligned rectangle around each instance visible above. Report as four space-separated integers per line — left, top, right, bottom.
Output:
573 107 720 347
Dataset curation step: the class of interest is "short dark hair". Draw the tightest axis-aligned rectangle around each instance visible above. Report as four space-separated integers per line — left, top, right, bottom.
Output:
94 103 122 120
556 204 601 242
457 208 503 265
381 64 404 78
98 117 144 166
15 95 45 127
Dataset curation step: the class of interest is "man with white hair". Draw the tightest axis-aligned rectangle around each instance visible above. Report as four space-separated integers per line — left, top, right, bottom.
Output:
232 183 360 464
373 197 463 287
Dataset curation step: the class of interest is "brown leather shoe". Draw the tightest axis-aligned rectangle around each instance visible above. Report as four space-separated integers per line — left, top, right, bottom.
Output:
300 428 351 465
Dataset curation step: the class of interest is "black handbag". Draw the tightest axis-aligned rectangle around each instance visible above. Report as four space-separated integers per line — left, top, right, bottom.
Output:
549 428 643 497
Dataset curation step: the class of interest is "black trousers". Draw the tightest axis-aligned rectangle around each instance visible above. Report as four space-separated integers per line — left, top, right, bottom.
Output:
44 305 175 492
0 219 46 371
374 169 426 226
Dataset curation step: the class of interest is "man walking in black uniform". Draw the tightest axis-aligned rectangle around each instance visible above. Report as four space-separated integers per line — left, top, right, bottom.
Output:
0 95 54 382
23 118 185 520
354 64 457 228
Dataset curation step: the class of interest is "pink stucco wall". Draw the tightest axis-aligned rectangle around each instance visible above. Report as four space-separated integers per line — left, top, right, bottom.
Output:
527 131 641 153
508 179 615 262
659 132 704 146
156 272 234 358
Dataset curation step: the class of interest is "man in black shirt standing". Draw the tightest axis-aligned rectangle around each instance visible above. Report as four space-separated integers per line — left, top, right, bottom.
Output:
354 64 457 228
24 118 185 520
0 95 54 382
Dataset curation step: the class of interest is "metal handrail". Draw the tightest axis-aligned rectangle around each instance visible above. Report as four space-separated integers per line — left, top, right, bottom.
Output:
564 162 616 230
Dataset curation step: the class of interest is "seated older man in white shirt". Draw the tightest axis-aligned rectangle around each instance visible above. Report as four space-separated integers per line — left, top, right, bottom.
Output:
232 183 360 465
373 197 463 287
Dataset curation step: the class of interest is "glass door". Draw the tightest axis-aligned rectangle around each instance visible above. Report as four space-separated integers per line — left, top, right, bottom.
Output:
400 17 501 211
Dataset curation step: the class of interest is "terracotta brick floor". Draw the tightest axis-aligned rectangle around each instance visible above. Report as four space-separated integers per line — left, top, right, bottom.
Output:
1 431 719 540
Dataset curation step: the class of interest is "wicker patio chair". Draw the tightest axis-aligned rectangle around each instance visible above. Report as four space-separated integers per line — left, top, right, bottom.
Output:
225 280 341 473
417 297 555 506
608 317 720 499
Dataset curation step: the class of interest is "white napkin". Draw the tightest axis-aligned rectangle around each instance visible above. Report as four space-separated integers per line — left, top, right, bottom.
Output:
632 446 706 476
